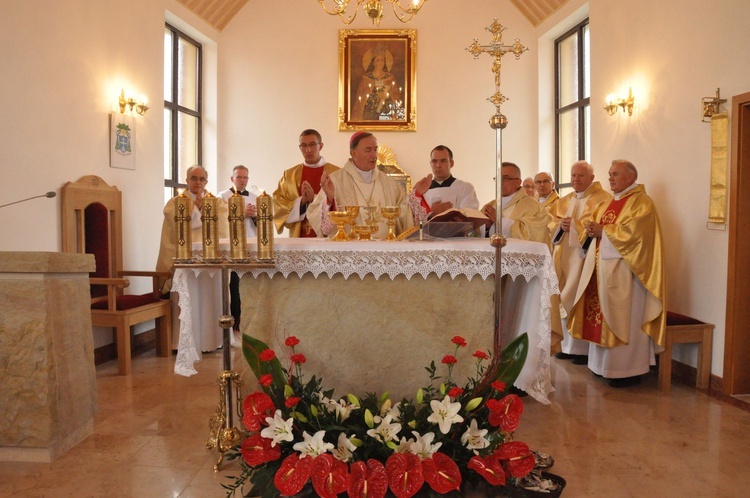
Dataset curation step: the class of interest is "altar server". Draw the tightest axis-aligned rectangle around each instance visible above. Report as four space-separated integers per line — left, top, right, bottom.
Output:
422 145 480 218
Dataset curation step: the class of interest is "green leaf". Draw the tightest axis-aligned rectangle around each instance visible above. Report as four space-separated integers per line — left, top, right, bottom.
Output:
310 405 319 418
379 391 390 403
496 332 529 387
242 334 286 388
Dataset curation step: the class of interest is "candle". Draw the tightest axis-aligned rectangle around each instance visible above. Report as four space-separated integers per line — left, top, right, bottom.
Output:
174 190 192 262
228 189 247 261
256 190 274 262
201 191 220 261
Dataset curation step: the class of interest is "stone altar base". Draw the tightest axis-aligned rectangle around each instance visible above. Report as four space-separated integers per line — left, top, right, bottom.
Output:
0 252 97 462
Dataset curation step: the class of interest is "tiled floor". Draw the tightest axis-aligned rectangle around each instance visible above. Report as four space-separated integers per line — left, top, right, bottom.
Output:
2 344 750 497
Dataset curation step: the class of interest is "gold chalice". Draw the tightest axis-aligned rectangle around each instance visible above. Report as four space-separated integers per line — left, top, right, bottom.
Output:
328 211 350 241
344 205 360 240
355 224 377 241
361 205 381 226
380 206 401 241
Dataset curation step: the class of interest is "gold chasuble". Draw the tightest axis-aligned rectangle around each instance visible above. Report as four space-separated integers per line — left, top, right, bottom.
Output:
502 189 553 247
540 190 560 235
568 184 666 349
272 162 341 237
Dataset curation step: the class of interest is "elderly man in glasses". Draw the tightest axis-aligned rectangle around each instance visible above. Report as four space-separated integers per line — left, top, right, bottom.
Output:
481 162 552 245
272 129 341 237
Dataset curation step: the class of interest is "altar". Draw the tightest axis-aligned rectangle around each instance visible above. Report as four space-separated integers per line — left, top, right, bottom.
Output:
172 238 559 404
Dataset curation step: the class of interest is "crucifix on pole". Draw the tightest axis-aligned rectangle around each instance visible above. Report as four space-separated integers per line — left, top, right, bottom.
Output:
466 19 527 352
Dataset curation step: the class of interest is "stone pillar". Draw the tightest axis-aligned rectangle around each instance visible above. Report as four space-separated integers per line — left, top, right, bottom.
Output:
0 252 97 462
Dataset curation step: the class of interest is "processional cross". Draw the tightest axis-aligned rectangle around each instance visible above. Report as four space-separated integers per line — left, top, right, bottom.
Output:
466 20 527 352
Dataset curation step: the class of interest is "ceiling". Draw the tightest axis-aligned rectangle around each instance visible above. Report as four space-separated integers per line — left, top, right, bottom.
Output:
174 0 570 32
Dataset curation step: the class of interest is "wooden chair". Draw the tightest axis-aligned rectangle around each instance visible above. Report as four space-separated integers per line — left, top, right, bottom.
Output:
61 175 171 375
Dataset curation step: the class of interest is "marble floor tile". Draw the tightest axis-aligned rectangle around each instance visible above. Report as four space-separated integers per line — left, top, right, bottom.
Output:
1 348 749 497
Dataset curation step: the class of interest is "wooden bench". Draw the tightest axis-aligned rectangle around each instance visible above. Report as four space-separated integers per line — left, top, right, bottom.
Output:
658 311 714 392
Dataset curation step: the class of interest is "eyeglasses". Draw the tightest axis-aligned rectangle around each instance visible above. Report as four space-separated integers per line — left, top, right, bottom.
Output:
188 176 207 183
299 142 321 150
501 176 521 181
534 179 552 185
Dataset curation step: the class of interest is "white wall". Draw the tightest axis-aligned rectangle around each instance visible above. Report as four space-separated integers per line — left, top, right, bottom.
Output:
217 0 538 206
2 0 746 376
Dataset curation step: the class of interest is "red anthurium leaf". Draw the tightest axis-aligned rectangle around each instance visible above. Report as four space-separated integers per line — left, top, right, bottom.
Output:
488 394 524 432
467 455 506 486
422 452 462 494
274 453 313 496
493 441 535 478
242 392 276 432
241 434 281 467
312 454 350 498
348 459 388 498
386 453 424 498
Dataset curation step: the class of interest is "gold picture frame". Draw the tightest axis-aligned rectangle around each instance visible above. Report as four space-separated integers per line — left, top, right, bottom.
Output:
338 28 417 131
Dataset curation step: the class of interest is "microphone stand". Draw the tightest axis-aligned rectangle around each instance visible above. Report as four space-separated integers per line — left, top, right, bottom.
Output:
0 192 56 209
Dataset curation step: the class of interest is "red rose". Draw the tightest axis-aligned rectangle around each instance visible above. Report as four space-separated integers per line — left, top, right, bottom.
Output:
451 335 467 347
291 353 307 365
259 349 276 362
441 355 457 365
285 336 300 347
491 380 507 392
473 350 489 360
448 387 464 397
259 374 273 387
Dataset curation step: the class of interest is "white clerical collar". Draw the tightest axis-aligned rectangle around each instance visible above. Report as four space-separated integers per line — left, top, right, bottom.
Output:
354 167 374 184
575 190 586 199
538 195 549 203
303 156 326 168
501 192 516 210
614 182 638 200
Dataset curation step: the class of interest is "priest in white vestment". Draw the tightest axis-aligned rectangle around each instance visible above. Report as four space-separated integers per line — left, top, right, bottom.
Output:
307 132 430 240
422 145 479 216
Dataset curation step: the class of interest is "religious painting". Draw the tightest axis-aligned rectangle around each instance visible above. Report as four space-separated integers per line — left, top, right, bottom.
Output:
109 113 136 170
338 29 417 131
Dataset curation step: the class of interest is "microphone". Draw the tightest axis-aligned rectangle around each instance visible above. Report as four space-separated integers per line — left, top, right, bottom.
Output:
0 191 56 209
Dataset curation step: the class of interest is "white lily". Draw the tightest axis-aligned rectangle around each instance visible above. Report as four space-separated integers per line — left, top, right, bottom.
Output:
427 395 464 434
260 409 294 447
395 434 416 454
332 432 357 462
460 418 490 450
409 431 442 459
366 414 402 443
292 430 334 458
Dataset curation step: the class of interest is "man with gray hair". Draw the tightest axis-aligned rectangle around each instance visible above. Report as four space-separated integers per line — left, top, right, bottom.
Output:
552 161 612 364
567 159 666 387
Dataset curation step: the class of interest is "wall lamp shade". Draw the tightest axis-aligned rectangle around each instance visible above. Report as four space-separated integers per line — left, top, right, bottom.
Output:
118 88 149 116
604 87 634 116
318 0 428 26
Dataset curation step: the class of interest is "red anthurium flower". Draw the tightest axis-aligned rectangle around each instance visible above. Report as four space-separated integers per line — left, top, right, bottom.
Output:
274 453 313 496
242 392 275 431
285 396 301 409
260 349 276 362
259 373 273 387
241 434 281 467
285 336 300 347
441 355 457 365
348 459 388 498
493 441 535 478
467 455 506 486
291 353 307 364
386 453 424 498
491 380 506 392
473 350 489 360
451 336 467 347
448 387 464 397
488 394 523 432
311 454 350 498
422 452 462 494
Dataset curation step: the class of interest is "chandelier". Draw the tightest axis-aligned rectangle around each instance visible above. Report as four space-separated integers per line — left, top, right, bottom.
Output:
318 0 428 26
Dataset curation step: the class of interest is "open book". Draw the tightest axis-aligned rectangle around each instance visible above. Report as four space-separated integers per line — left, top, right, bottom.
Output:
427 207 489 230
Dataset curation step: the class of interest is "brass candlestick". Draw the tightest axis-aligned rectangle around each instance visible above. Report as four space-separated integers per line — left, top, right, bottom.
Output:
201 191 221 262
256 191 275 262
174 190 193 263
228 190 248 262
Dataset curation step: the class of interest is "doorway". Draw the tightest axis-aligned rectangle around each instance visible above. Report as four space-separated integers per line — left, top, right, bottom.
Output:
723 91 750 396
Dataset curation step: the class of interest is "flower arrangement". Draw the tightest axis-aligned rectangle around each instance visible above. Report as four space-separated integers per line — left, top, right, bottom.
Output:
223 332 560 497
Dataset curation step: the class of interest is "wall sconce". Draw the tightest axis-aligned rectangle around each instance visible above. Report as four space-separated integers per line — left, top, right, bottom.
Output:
118 88 149 116
702 88 726 122
604 87 635 116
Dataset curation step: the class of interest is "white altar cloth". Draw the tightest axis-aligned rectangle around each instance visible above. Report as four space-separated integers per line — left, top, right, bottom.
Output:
173 238 559 404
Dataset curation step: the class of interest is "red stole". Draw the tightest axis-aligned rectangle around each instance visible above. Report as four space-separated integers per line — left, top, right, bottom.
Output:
300 166 325 238
580 197 630 344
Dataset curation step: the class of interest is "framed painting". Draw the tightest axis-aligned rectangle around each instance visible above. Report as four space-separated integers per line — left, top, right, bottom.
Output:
338 28 417 131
